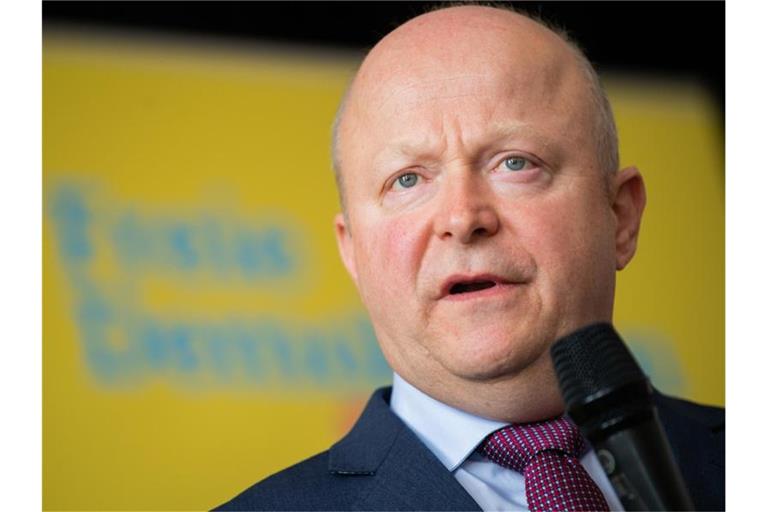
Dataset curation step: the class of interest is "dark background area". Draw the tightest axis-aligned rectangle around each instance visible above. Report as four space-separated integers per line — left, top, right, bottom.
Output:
44 1 724 118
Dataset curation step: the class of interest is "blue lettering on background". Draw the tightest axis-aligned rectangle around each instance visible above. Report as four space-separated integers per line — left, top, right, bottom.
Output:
110 210 296 279
47 182 392 391
50 186 92 265
168 224 199 269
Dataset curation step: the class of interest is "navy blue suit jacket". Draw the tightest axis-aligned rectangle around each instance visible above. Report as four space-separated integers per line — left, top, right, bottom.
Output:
215 387 724 511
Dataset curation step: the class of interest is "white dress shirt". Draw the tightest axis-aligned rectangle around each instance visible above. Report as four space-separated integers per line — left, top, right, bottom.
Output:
389 373 625 511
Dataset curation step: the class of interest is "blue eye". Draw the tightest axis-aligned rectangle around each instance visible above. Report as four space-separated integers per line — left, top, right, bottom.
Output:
396 173 419 188
503 156 528 171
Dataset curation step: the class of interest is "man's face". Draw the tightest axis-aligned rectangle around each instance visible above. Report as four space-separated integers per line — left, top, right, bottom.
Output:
334 8 643 420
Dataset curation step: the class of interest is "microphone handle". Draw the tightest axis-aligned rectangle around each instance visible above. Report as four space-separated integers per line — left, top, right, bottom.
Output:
592 413 695 511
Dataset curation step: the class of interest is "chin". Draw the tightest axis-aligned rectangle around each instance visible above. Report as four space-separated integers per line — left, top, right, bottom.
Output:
435 327 547 382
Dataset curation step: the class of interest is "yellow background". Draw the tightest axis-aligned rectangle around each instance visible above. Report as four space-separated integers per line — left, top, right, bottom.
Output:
43 31 723 510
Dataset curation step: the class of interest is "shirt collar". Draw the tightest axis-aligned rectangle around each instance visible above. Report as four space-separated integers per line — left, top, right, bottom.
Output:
389 372 509 472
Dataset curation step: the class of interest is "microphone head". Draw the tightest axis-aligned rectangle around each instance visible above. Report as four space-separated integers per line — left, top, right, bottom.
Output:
550 323 653 439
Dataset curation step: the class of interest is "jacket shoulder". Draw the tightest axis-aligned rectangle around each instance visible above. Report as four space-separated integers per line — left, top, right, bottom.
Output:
213 450 370 511
655 392 725 459
654 392 724 432
213 387 401 511
654 392 724 511
211 386 479 511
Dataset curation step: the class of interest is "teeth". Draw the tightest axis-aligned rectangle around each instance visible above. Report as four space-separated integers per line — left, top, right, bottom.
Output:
450 281 496 294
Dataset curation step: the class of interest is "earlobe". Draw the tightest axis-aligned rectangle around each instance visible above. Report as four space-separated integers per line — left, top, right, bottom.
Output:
612 166 647 270
334 212 358 283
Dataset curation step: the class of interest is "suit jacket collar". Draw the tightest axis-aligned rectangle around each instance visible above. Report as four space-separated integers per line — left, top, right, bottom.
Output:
329 387 482 511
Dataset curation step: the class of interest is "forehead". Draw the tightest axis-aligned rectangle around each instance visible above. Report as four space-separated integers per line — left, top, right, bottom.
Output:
362 75 567 165
358 59 580 132
349 52 591 159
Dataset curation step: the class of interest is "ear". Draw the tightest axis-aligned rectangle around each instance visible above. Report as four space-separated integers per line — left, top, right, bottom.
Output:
334 212 358 283
611 166 647 270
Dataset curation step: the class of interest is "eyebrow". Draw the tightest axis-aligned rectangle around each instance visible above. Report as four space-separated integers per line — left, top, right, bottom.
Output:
371 136 439 172
479 121 559 161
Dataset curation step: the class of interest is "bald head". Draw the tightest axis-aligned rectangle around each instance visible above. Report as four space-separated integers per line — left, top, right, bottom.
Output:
331 5 618 211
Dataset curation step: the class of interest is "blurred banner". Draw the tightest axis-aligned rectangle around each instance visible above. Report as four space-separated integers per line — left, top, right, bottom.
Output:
43 30 723 511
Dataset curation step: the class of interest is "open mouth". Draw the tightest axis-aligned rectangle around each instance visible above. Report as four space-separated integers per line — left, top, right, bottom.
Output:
449 280 497 295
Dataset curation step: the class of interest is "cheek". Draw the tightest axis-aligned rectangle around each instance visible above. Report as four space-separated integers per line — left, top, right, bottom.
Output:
355 214 427 306
512 191 615 300
383 219 422 267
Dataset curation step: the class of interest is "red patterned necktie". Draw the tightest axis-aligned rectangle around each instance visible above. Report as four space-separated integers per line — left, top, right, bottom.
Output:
478 417 610 511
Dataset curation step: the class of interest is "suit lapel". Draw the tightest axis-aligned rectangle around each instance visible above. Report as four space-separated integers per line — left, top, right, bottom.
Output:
359 422 483 511
329 387 482 511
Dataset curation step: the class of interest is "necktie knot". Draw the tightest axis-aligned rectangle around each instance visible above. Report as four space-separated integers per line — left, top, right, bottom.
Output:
479 416 587 473
478 417 608 511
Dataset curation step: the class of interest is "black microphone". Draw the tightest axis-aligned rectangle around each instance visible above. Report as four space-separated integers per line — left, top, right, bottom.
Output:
550 323 695 511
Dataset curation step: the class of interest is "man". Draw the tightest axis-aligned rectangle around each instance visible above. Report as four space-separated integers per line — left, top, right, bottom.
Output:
217 5 724 511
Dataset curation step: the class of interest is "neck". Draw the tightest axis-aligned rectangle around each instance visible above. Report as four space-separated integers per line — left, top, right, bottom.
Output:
395 354 565 424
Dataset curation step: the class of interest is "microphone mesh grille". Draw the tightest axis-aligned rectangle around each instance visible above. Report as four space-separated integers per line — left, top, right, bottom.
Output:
550 323 646 408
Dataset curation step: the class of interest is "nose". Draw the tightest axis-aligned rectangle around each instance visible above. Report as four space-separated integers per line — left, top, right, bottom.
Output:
433 172 500 243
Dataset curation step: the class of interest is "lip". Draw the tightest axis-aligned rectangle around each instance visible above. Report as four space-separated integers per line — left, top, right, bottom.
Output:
439 273 519 301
